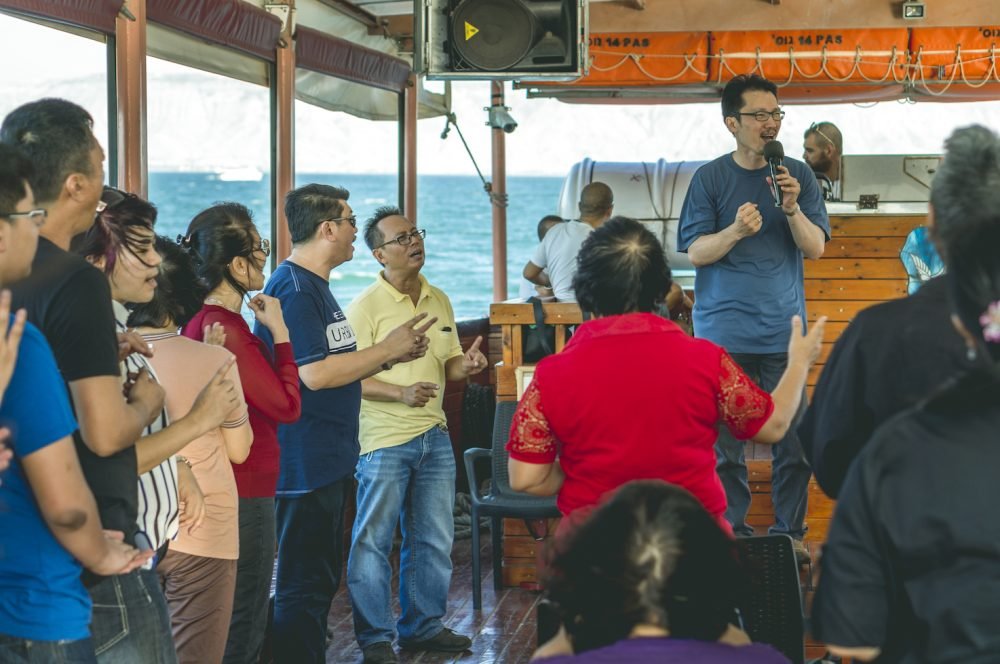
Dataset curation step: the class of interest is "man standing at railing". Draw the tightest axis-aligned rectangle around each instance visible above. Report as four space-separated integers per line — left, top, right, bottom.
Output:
346 207 487 664
677 74 830 564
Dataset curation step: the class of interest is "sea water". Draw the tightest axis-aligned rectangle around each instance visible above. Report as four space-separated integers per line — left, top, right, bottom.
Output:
149 172 564 320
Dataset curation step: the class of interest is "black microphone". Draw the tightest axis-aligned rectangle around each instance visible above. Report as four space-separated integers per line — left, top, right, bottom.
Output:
763 140 784 208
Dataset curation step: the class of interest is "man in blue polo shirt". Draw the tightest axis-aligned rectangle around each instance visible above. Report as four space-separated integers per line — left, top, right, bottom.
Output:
257 183 433 664
677 74 829 562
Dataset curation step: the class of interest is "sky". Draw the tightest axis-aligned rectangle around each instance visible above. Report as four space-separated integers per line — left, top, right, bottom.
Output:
3 12 1000 178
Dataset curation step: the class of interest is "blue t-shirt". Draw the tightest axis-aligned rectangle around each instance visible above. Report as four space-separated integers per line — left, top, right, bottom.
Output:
256 260 362 495
677 153 830 354
0 319 86 641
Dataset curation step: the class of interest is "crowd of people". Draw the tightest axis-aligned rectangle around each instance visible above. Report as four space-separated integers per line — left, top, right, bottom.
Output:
0 98 482 664
1 70 999 664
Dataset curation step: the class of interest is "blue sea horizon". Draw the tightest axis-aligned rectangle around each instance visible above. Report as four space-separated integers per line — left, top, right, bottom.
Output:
149 171 564 320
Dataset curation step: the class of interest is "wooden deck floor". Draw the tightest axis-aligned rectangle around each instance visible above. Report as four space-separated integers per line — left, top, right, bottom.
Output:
322 535 543 664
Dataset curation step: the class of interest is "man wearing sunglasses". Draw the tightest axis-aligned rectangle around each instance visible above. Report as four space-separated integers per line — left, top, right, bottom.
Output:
345 206 486 664
677 75 830 565
803 121 843 201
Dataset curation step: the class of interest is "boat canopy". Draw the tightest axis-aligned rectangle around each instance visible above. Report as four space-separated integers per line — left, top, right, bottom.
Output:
0 0 448 120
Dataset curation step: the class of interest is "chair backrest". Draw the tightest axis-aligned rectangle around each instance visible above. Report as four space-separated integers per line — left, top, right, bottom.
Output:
490 400 520 495
735 535 805 664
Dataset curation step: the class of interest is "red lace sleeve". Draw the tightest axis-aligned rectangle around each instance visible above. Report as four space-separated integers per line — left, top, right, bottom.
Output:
717 351 774 440
505 379 558 463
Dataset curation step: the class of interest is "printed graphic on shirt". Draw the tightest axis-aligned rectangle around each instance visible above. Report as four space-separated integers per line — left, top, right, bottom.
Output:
326 318 356 353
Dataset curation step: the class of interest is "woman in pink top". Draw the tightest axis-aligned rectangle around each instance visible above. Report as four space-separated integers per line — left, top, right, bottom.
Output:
129 237 253 664
179 203 301 664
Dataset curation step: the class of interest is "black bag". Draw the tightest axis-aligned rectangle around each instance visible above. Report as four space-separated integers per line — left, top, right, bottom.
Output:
523 296 562 363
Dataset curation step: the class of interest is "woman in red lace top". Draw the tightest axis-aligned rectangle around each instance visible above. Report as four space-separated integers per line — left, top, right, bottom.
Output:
506 218 825 535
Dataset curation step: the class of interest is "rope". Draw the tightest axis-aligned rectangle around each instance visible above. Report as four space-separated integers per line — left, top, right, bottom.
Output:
440 112 507 208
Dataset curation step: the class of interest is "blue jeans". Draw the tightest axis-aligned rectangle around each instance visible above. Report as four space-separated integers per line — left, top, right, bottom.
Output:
715 352 811 539
347 425 456 649
223 497 275 664
0 635 95 663
89 568 177 664
272 477 352 664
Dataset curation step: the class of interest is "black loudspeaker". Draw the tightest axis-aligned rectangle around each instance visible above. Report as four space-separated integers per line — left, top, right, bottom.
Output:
449 0 578 73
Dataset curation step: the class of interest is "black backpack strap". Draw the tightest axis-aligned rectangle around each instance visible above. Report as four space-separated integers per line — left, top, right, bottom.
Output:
529 296 554 356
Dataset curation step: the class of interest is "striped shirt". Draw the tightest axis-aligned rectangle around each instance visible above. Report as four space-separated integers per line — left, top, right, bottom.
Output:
113 302 179 555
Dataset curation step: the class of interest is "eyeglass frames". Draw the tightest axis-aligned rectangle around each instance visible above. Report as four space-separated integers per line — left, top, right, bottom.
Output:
325 215 357 228
377 228 426 250
0 208 47 227
738 110 786 122
249 238 271 258
96 186 130 213
809 122 836 146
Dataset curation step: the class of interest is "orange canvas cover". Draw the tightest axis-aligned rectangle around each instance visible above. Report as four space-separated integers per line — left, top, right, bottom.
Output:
709 28 909 85
910 26 1000 88
532 32 708 87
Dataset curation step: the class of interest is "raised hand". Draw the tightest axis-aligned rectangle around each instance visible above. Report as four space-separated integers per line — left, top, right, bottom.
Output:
461 336 487 376
401 382 439 408
189 356 239 432
124 368 166 426
732 202 763 238
0 290 26 405
770 165 801 214
118 329 153 362
248 294 289 343
382 313 438 363
203 322 227 347
787 315 826 368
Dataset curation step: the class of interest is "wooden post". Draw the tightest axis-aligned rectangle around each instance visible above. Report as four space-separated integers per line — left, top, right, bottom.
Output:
272 2 296 265
403 74 418 223
490 81 508 302
114 0 148 197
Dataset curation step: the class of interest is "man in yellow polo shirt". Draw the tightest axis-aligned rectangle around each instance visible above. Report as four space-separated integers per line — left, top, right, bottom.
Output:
345 206 487 664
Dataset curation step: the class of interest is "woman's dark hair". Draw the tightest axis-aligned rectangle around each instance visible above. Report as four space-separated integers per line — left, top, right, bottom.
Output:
183 202 260 298
128 236 208 329
0 143 34 213
542 480 746 653
930 125 1000 365
76 188 156 275
573 217 672 316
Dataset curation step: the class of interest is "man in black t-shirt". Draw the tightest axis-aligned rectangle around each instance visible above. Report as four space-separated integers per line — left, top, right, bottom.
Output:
2 99 176 662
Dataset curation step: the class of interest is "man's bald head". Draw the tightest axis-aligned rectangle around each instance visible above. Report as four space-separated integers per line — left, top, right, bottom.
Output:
579 181 614 223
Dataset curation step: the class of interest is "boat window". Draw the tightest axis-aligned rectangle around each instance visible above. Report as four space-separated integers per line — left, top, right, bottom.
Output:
295 99 399 307
0 12 111 175
146 56 271 280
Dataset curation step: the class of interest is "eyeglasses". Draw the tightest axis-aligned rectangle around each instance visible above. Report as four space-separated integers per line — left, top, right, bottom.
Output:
96 186 130 213
809 122 835 146
250 238 271 257
377 228 426 249
738 110 786 122
0 208 47 227
325 215 357 228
